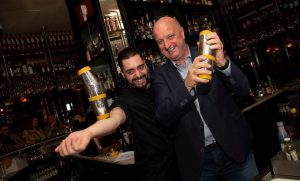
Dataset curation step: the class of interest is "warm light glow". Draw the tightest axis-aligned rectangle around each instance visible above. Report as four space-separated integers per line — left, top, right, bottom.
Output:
266 49 271 52
20 97 28 103
286 43 293 48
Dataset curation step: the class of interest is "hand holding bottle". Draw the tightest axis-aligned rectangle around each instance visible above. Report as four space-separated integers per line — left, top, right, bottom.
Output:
184 55 212 91
198 30 215 80
198 31 227 71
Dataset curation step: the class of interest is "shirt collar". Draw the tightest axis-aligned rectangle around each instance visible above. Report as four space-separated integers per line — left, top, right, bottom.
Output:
170 46 192 69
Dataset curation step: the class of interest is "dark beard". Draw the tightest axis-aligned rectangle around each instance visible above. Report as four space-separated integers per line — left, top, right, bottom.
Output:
130 75 149 90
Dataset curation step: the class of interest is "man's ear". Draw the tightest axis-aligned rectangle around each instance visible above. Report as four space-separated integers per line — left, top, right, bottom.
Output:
181 27 185 39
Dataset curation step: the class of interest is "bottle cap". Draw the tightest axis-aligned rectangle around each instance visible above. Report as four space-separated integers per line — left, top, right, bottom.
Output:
199 29 212 36
276 121 283 126
77 66 91 76
290 108 297 114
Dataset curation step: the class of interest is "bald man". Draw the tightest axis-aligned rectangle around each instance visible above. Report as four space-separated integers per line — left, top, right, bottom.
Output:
152 16 258 181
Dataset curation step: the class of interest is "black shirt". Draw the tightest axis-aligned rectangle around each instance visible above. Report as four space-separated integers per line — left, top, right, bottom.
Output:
111 85 180 181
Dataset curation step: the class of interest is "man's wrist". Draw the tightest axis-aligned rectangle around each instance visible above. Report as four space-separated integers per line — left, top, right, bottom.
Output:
217 58 229 70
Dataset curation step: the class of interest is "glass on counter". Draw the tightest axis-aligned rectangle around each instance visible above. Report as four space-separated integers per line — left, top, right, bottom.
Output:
283 137 299 161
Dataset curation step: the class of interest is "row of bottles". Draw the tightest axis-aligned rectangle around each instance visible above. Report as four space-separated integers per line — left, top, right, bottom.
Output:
130 13 215 40
1 58 78 78
94 70 116 98
0 30 77 57
141 49 168 74
180 0 214 5
104 13 124 34
0 74 81 100
278 0 300 10
129 0 174 3
277 104 300 139
131 13 154 40
240 7 279 30
129 0 214 5
278 0 300 30
227 0 299 48
277 102 292 124
85 33 105 62
185 14 214 36
222 0 260 14
254 75 278 97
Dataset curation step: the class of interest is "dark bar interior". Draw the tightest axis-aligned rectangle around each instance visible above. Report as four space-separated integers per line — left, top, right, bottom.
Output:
0 0 300 180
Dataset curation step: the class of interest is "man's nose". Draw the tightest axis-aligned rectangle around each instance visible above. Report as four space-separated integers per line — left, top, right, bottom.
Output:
164 40 171 50
134 69 142 77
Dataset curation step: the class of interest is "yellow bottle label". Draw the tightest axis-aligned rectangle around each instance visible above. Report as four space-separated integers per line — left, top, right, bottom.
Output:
97 113 110 120
200 29 212 36
88 93 107 102
77 66 91 76
203 54 216 61
198 74 212 80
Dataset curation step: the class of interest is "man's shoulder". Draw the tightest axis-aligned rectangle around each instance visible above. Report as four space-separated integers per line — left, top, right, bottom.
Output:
114 86 140 103
154 60 172 73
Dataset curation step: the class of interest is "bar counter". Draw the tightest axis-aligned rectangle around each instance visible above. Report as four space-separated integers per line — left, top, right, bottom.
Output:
0 134 67 160
69 84 300 180
2 83 299 181
242 88 289 113
0 134 67 180
72 151 134 165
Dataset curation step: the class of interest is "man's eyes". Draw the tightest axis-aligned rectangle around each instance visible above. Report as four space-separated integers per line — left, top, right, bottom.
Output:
125 69 134 75
167 34 174 39
137 64 145 70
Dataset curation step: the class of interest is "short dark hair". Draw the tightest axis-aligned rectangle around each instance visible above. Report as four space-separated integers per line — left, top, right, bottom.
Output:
117 48 141 70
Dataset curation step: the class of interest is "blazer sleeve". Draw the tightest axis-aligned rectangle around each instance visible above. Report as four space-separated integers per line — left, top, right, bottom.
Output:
152 65 197 126
217 60 250 96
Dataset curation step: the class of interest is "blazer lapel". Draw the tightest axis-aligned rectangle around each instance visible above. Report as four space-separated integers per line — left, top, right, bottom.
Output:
164 60 185 87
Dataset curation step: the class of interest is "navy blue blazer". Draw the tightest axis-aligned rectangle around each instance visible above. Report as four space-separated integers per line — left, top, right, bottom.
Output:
152 47 254 181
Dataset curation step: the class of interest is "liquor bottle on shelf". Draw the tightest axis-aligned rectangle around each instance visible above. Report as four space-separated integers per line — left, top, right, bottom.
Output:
185 15 193 35
131 19 140 40
145 13 154 38
115 14 123 30
192 18 200 35
289 108 300 139
138 17 146 40
109 16 118 32
114 44 119 57
200 16 212 31
104 16 112 33
277 121 290 152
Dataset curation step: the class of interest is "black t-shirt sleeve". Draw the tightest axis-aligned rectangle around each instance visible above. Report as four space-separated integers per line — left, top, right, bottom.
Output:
110 96 132 129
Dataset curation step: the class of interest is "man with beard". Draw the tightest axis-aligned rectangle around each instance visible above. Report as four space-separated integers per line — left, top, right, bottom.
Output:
55 48 179 181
